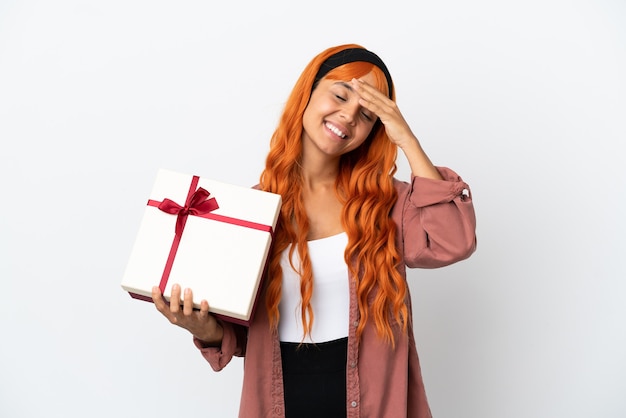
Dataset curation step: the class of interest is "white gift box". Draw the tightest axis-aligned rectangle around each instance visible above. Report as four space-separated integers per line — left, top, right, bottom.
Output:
121 169 281 325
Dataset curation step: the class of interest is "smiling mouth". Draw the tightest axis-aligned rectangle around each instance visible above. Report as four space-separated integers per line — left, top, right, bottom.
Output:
325 122 347 139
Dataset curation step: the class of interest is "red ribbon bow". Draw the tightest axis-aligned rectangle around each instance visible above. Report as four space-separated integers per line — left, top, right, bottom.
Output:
157 187 219 235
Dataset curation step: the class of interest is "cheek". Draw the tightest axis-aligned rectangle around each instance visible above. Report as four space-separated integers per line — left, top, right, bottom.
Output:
302 98 321 124
301 103 318 131
308 91 338 115
355 124 375 144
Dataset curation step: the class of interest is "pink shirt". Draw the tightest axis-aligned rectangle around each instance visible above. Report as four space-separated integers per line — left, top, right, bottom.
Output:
194 167 477 417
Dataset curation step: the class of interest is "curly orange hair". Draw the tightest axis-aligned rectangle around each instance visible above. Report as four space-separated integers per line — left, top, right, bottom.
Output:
259 44 408 345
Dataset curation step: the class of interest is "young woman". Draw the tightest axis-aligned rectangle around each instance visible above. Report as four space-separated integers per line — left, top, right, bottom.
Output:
152 44 477 418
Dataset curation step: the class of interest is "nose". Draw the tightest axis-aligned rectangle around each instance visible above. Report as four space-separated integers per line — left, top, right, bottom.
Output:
339 101 360 125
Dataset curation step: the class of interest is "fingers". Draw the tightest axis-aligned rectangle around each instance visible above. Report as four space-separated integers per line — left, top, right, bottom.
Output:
199 299 210 319
351 77 417 149
152 284 185 319
152 286 167 312
153 283 206 316
351 78 374 107
351 78 395 119
169 283 183 314
152 284 219 344
351 78 387 103
183 287 194 315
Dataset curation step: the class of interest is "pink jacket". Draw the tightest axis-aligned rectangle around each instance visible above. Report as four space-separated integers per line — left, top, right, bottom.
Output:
194 167 477 417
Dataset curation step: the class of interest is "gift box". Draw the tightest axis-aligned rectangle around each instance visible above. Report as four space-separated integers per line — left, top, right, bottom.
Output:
121 169 282 325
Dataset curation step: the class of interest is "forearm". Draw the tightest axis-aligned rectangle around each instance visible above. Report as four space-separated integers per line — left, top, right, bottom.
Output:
398 135 443 180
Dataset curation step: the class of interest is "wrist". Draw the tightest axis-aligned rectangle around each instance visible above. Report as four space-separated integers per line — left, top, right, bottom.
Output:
195 324 224 347
394 132 419 152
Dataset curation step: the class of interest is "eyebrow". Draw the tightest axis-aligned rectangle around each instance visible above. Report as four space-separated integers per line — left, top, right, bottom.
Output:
333 81 355 93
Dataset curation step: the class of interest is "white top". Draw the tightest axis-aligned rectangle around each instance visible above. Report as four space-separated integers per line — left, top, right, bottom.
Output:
278 232 350 343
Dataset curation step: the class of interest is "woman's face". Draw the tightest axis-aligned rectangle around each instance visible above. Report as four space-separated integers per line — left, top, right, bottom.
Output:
301 71 379 161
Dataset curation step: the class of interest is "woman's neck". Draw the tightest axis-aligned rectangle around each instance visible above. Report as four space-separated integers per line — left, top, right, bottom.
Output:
300 146 340 191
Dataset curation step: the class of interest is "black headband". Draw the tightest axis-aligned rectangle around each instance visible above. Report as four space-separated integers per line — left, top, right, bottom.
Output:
314 48 394 99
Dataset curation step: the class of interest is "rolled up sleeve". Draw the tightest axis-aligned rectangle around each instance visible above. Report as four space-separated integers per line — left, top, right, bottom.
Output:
397 166 477 268
193 320 248 371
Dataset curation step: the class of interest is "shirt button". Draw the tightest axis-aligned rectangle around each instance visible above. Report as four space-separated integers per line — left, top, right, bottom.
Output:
353 321 359 327
350 361 357 368
351 401 358 408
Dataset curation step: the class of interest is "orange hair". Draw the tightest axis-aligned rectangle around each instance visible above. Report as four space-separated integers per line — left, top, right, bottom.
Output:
259 44 408 345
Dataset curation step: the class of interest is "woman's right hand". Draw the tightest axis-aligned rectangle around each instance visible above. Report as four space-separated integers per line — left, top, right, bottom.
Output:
152 284 224 346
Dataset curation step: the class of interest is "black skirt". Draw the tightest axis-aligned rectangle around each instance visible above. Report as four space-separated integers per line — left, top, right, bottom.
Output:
280 337 348 418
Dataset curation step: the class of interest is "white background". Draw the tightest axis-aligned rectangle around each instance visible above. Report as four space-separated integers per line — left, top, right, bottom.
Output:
1 0 625 417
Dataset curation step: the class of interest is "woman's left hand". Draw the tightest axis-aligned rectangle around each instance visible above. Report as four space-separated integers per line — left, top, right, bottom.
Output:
350 78 417 150
351 78 443 180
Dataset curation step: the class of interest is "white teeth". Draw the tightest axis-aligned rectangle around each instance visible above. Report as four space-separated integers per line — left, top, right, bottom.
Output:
326 122 346 139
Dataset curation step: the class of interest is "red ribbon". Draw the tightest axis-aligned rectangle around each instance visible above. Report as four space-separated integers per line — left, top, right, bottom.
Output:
146 175 273 294
156 187 219 236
